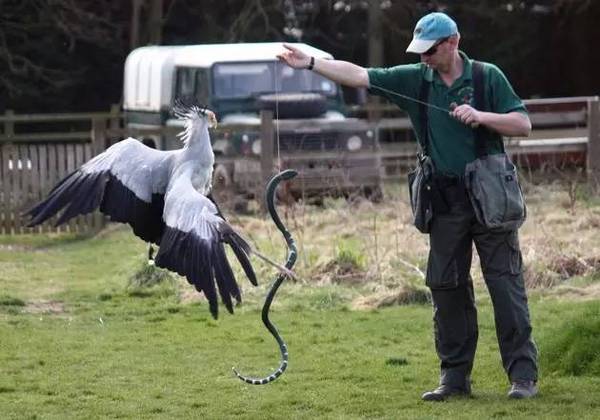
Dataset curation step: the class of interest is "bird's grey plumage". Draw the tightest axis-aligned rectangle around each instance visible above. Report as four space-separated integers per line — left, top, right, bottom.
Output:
25 104 256 318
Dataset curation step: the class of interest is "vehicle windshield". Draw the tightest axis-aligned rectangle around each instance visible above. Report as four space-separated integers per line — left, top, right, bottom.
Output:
212 62 337 99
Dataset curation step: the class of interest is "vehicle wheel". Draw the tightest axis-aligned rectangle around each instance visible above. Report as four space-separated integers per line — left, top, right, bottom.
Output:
256 93 327 119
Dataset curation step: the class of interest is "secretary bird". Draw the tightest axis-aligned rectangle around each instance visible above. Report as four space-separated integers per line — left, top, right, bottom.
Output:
25 103 260 318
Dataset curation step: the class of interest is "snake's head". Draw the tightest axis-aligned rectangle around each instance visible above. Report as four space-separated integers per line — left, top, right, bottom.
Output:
279 169 298 181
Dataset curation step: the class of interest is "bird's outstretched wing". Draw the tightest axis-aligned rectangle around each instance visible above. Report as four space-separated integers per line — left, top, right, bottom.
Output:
25 138 174 244
156 168 257 318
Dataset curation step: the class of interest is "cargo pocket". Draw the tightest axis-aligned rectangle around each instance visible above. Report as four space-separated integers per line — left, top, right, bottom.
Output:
465 154 526 231
506 232 523 276
426 254 459 290
500 166 526 224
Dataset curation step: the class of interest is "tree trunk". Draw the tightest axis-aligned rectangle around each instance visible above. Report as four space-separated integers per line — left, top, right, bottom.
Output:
130 0 143 50
368 0 384 68
148 0 163 45
367 0 384 120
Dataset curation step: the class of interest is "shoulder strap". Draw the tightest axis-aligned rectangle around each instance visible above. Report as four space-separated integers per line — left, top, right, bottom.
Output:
418 78 430 156
472 60 485 112
472 60 489 157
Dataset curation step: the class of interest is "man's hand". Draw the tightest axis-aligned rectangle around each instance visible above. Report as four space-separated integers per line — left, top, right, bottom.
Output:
450 103 482 128
277 43 311 69
449 103 532 136
276 43 369 88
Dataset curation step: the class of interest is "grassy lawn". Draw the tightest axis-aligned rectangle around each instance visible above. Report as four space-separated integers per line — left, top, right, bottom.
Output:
1 179 600 419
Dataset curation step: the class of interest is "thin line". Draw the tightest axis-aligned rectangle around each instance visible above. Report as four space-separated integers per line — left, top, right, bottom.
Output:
369 83 451 113
274 61 281 169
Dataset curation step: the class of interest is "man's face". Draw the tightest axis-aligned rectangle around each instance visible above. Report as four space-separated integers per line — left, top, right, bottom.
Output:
420 37 453 70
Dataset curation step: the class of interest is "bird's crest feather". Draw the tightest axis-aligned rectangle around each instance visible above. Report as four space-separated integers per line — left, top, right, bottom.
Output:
173 98 217 128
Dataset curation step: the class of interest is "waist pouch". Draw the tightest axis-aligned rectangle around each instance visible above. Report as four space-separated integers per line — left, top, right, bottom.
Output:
408 155 435 233
464 153 526 231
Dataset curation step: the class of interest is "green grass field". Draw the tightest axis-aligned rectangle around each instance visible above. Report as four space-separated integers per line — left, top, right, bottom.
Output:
1 180 600 419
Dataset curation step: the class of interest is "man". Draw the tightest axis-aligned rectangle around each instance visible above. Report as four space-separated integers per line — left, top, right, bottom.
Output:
278 12 538 401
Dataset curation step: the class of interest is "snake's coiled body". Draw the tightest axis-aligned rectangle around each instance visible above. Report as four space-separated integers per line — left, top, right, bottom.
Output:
233 169 298 385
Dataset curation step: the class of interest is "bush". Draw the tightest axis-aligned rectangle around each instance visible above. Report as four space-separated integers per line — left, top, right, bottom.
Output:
541 304 600 376
127 261 178 299
334 238 366 272
0 295 26 307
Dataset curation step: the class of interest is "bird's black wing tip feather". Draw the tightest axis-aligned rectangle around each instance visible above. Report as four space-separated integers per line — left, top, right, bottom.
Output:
157 226 246 319
222 232 257 286
22 171 106 228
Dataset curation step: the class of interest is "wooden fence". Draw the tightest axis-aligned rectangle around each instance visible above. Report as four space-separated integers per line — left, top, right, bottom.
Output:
1 97 599 235
0 107 273 234
363 96 600 181
0 108 120 234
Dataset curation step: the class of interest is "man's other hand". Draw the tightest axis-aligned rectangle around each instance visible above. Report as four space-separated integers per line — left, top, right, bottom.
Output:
277 44 311 69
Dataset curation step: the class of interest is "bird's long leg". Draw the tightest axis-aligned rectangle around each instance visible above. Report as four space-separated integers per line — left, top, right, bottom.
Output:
247 247 297 281
208 192 298 280
233 169 298 385
147 243 155 265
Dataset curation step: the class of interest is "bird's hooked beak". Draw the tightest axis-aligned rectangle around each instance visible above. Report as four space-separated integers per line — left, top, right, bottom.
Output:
205 110 217 129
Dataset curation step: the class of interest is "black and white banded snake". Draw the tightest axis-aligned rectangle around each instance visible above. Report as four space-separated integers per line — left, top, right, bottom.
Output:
233 169 298 385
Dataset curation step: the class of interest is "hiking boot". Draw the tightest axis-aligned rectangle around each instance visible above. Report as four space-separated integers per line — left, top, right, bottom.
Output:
508 380 538 399
421 383 471 402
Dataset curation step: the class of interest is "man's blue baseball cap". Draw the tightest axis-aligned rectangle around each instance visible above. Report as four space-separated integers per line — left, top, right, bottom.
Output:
406 12 458 54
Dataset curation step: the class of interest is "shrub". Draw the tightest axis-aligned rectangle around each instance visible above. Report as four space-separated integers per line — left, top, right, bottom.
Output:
0 295 26 307
334 238 366 272
541 304 600 376
127 261 178 299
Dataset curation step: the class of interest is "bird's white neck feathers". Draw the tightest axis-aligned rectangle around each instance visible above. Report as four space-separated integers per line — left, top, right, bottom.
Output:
177 110 217 149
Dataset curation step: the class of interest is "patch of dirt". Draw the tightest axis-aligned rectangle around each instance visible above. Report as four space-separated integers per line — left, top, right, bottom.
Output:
351 285 431 310
545 283 600 301
24 300 66 314
0 244 34 252
178 286 206 305
542 214 573 226
525 256 600 289
315 260 366 285
574 214 600 230
524 268 562 289
92 222 128 239
548 256 600 279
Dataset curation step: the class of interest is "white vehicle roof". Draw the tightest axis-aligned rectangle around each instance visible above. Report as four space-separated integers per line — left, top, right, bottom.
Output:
123 42 333 112
174 42 333 66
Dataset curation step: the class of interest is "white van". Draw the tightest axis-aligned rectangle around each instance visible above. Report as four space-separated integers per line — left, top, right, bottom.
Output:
123 42 381 201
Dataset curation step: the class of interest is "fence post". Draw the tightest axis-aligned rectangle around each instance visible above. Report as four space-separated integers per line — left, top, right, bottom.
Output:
91 117 107 156
4 110 14 140
260 110 274 214
109 104 121 130
587 98 600 194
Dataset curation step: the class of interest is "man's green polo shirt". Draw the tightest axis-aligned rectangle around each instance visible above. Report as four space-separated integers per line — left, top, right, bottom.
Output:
367 51 527 175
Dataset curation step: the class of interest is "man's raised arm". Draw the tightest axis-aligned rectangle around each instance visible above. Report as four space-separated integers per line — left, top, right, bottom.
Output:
277 43 369 88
